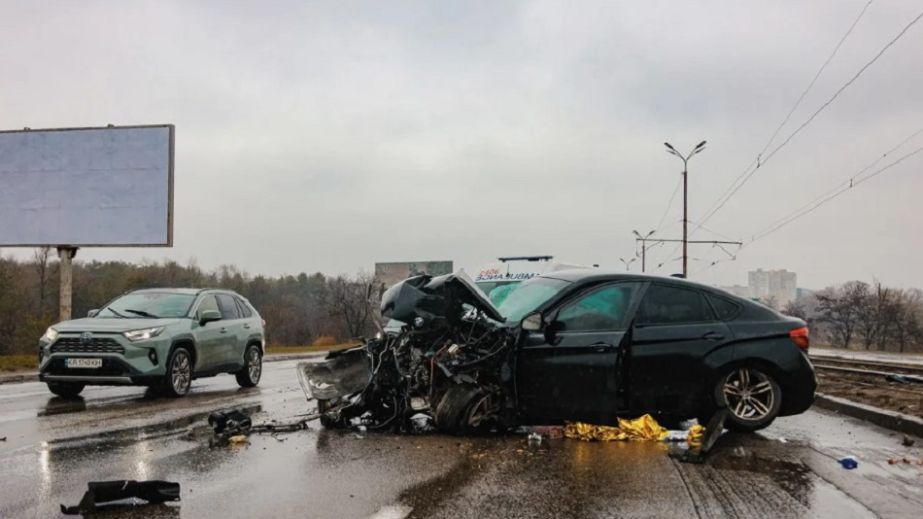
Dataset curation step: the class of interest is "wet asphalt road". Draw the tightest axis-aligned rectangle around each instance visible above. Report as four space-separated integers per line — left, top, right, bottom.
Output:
2 360 922 518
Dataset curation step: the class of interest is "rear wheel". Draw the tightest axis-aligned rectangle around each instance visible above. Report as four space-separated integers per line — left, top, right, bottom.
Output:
161 347 193 397
235 345 262 387
47 381 84 398
710 366 782 432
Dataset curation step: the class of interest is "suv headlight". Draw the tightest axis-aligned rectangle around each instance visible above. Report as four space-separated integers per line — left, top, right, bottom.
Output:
123 327 165 342
42 327 58 343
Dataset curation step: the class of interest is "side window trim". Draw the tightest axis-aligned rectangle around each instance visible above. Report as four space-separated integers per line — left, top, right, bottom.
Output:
235 297 253 318
635 283 717 327
705 293 742 321
216 294 242 320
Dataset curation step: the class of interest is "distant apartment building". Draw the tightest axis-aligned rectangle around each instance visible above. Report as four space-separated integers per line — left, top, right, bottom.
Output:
748 269 797 307
719 269 798 308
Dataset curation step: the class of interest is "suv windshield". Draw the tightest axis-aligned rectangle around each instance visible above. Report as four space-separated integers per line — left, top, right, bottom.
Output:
496 277 571 322
98 292 196 319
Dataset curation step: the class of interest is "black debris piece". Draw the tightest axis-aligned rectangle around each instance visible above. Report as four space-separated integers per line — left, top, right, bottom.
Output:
60 480 180 515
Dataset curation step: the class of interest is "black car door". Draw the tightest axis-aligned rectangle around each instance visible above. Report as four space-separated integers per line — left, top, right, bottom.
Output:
628 283 733 416
516 282 644 424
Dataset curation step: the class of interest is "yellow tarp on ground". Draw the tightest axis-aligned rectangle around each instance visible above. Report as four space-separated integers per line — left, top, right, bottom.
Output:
564 414 669 442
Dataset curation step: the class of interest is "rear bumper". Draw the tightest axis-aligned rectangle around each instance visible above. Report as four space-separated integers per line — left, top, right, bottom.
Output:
778 351 817 416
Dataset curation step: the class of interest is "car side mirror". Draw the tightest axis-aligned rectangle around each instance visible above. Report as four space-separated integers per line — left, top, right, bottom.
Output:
199 310 222 325
87 309 99 318
522 313 543 331
544 320 564 345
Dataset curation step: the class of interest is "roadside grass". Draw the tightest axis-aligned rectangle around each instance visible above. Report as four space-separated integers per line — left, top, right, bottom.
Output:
265 343 358 355
0 355 38 373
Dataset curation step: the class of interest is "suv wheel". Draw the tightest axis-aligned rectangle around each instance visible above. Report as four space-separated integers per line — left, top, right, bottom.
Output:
161 347 193 397
47 381 85 398
235 345 262 388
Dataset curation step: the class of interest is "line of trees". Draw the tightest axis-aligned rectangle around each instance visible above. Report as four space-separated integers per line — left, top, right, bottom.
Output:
0 249 377 356
783 280 923 353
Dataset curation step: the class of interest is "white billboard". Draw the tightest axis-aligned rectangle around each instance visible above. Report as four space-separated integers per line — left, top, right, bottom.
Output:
0 124 174 246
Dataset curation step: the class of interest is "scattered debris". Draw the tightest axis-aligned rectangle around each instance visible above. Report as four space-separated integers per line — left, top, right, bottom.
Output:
227 435 248 445
563 414 668 442
208 409 252 438
887 458 923 465
901 435 915 447
60 480 180 515
671 409 730 464
0 436 6 442
527 432 543 447
208 408 315 446
838 457 859 470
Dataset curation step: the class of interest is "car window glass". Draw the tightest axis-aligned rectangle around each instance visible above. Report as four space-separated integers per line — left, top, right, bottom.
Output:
216 294 241 319
236 298 253 318
707 294 741 321
198 295 220 317
637 285 714 325
557 283 639 332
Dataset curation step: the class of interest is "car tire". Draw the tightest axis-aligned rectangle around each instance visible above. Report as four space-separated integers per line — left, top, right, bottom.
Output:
704 366 783 433
434 385 498 434
47 381 85 398
161 346 193 398
317 398 341 428
235 345 262 388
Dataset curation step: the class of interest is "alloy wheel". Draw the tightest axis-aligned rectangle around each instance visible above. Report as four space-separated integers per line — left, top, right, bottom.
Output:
172 351 191 394
248 348 262 383
722 368 775 421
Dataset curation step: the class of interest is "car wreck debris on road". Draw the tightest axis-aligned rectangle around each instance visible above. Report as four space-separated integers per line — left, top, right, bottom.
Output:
60 480 180 515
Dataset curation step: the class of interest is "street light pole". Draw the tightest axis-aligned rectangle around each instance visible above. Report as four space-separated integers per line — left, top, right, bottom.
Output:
632 229 655 273
664 140 706 278
619 257 637 272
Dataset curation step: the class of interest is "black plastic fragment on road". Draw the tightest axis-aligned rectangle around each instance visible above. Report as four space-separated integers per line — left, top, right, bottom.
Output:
671 408 730 464
60 480 180 515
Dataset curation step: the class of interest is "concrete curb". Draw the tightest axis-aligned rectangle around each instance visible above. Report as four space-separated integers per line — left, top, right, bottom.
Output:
814 392 923 438
0 352 327 386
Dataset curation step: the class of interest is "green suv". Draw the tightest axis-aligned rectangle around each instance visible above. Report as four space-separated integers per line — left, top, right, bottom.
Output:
38 288 265 398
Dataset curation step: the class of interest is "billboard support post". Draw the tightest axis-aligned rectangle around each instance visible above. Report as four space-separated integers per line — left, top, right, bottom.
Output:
57 247 78 321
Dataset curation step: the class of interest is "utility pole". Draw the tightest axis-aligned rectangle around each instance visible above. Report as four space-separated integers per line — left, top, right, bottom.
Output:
664 141 706 278
632 229 656 273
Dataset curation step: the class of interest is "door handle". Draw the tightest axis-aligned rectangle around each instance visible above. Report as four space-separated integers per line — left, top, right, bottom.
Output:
702 331 724 341
243 324 251 329
590 342 615 353
219 327 228 334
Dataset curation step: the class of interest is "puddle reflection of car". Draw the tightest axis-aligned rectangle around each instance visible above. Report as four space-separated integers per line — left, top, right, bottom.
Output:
303 270 816 433
38 289 265 398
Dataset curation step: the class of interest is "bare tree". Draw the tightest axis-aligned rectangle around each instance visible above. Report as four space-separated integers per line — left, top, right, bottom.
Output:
323 273 376 339
816 281 869 349
33 247 52 316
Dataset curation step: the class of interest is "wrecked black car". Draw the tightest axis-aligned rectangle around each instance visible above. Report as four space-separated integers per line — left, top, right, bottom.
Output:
297 270 816 434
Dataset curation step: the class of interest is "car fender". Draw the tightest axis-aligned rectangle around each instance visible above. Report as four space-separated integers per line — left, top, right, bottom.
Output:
245 332 264 355
169 334 198 371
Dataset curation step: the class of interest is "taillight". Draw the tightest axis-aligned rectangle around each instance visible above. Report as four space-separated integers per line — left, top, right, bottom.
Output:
789 327 809 351
261 319 266 328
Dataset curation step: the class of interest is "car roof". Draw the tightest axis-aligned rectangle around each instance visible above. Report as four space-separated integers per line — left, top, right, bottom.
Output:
129 288 241 296
538 269 732 295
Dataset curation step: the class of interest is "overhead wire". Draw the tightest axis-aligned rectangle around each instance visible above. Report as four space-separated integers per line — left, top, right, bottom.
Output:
694 3 921 232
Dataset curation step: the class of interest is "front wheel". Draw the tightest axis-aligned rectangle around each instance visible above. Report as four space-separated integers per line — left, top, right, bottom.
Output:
235 345 262 388
709 366 782 432
47 381 84 398
161 347 193 397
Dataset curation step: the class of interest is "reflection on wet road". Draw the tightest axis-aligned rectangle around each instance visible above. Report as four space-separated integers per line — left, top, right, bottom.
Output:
1 359 922 518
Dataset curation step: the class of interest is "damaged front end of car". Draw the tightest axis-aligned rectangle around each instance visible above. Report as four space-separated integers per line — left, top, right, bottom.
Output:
297 271 517 433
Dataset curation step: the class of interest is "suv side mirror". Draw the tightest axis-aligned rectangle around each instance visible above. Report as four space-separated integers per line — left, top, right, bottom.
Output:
87 309 99 318
199 310 222 325
544 320 564 345
522 313 543 331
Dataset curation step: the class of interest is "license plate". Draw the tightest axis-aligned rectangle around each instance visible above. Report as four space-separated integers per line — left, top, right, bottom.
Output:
66 358 103 369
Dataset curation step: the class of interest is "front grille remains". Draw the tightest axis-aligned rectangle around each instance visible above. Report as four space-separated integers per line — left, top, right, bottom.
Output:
51 336 125 354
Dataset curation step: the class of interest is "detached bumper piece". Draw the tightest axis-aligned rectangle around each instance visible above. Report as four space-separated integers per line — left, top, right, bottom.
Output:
60 480 181 515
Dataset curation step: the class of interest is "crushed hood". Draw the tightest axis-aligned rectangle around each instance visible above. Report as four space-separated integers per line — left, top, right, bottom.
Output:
380 270 504 324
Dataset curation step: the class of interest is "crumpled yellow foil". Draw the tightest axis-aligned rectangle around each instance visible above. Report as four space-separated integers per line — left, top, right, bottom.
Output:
563 414 670 442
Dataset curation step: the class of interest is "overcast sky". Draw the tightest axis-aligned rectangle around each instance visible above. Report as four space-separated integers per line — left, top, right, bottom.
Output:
2 0 922 289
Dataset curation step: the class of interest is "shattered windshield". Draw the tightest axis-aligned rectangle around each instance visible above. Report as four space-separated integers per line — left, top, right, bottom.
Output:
98 292 196 319
496 277 571 322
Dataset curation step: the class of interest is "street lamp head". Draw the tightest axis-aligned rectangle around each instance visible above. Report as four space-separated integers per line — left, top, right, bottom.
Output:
664 142 676 151
632 229 642 238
